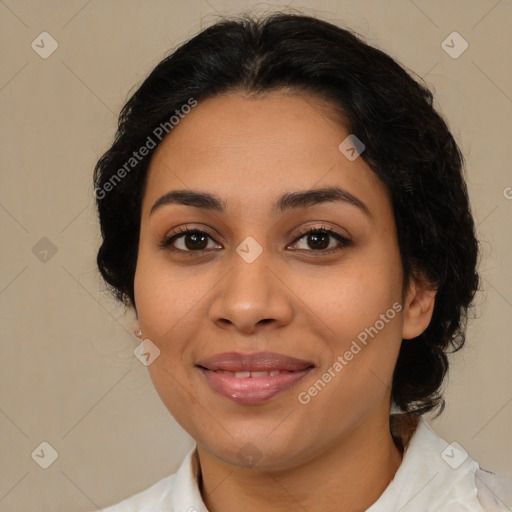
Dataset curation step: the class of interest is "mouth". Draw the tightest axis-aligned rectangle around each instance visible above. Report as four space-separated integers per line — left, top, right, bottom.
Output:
196 352 315 404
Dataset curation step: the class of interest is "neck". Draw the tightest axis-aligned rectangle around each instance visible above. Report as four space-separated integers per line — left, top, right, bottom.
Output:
195 414 414 512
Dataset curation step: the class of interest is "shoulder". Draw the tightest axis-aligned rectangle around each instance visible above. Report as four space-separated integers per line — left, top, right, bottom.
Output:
474 466 512 511
369 415 511 511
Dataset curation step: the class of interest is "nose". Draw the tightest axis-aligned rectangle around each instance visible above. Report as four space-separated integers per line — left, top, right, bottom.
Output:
208 251 294 335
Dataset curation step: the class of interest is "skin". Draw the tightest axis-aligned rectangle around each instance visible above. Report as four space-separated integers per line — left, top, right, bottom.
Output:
133 91 437 512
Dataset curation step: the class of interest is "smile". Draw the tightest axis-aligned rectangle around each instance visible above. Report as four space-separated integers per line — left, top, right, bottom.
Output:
196 351 315 404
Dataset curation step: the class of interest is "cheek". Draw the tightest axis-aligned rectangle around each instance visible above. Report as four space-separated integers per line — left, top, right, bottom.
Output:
134 250 206 339
145 358 201 438
291 247 404 398
291 256 401 342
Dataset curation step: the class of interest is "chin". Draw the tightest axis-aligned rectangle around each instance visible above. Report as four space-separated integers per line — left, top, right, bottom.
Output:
197 430 312 472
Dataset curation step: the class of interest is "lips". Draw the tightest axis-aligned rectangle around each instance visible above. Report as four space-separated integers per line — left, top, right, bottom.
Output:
196 352 315 404
196 351 314 372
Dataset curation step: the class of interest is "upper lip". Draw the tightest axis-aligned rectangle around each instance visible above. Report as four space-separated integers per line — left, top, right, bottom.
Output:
196 352 315 372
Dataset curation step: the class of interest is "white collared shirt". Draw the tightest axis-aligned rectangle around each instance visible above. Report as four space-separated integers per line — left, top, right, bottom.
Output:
97 417 511 511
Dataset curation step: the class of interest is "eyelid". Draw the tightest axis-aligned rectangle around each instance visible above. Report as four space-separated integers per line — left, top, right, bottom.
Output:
291 222 350 242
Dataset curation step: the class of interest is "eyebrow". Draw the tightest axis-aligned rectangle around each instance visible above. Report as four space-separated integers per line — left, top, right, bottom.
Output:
149 186 372 218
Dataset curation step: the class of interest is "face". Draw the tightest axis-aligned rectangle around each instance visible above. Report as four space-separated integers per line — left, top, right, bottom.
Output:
134 92 421 470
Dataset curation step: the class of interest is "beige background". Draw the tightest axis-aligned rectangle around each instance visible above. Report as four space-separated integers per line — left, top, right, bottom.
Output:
0 0 511 510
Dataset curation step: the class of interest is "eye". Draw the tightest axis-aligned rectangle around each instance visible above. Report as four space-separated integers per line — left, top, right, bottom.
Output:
288 225 352 254
160 224 352 256
160 227 221 254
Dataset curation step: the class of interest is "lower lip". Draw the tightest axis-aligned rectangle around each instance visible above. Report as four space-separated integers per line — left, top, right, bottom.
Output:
199 368 313 404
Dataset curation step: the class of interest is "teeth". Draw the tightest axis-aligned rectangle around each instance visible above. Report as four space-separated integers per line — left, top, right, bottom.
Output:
219 370 283 378
251 371 269 378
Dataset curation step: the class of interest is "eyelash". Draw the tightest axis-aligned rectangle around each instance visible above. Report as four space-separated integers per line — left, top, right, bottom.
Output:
159 224 352 257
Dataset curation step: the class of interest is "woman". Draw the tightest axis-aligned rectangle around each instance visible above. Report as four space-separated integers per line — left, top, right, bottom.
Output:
92 12 511 511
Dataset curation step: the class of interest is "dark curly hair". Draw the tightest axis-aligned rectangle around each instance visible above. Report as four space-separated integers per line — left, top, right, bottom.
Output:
93 12 480 425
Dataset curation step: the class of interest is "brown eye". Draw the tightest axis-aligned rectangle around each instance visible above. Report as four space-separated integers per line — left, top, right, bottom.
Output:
305 232 330 250
290 227 352 254
181 231 209 250
161 229 220 253
160 225 352 257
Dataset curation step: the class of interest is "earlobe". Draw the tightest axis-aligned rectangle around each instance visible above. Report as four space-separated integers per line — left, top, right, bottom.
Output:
402 279 437 340
133 320 143 340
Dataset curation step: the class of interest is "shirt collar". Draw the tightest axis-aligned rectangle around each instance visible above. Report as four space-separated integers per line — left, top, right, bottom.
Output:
367 416 484 511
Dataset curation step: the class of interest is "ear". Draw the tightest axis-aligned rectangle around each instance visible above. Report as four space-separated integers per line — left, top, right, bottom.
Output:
402 277 437 340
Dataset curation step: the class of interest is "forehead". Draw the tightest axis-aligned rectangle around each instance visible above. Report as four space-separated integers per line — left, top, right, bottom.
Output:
143 92 390 218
